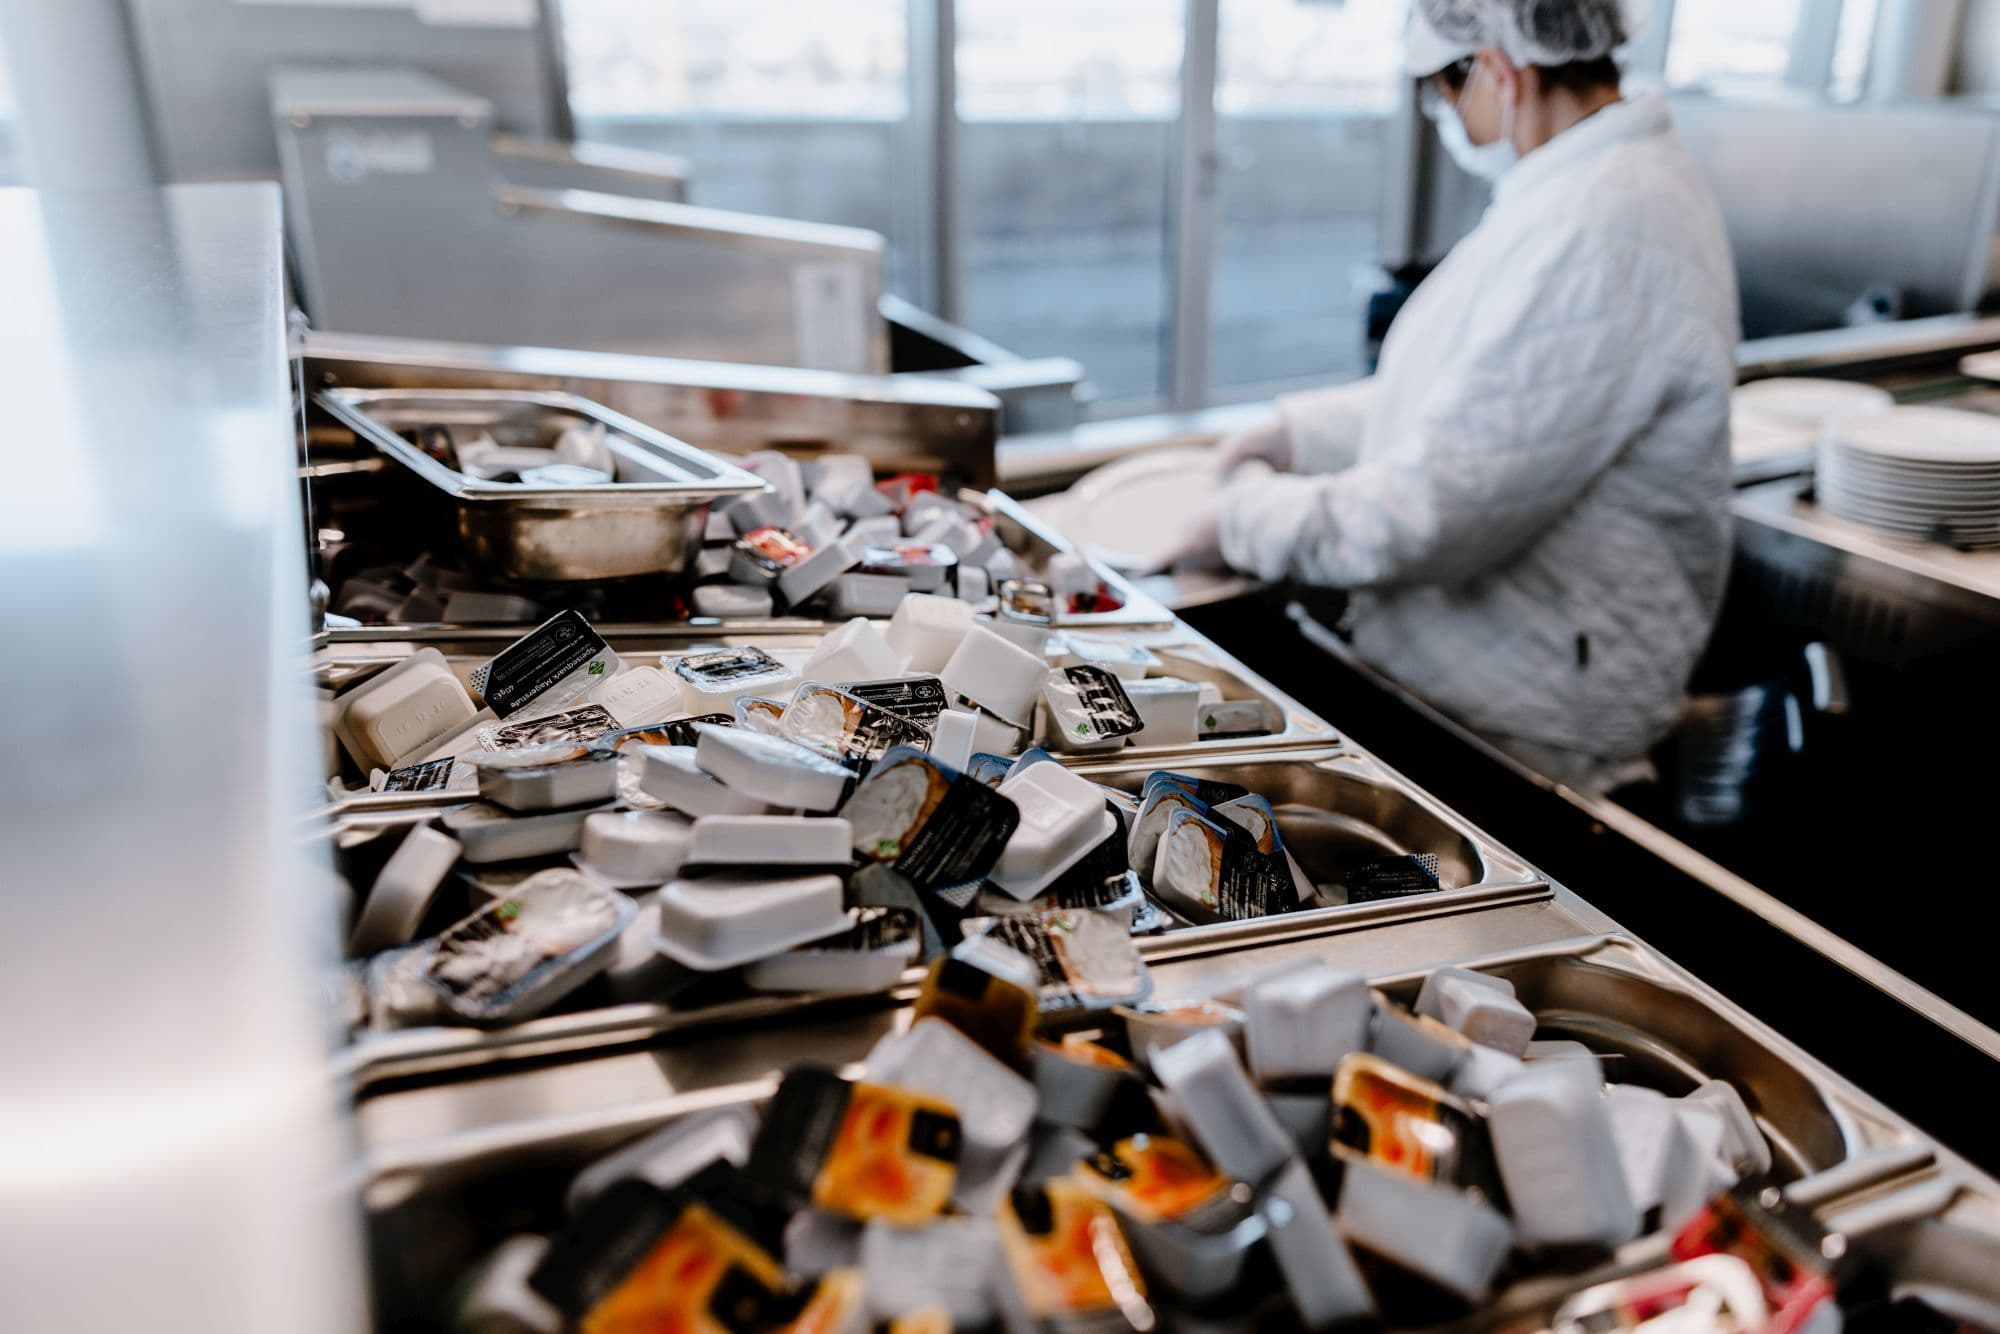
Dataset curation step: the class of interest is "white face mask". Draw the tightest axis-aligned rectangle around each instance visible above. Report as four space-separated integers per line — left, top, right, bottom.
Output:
1434 60 1518 181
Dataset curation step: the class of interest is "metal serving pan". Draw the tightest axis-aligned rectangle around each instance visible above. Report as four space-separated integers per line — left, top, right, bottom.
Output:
317 387 766 582
315 625 1340 814
329 748 1542 1090
1823 1175 2000 1332
978 488 1175 628
351 932 1939 1332
1366 935 1932 1182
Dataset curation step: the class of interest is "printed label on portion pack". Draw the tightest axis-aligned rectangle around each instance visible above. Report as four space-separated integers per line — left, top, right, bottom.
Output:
601 715 734 752
1347 852 1442 902
748 1067 961 1223
468 609 618 719
976 909 1151 1013
733 528 811 580
846 675 950 728
1146 771 1251 808
844 748 1020 892
1212 824 1296 920
1331 1052 1503 1203
378 754 460 792
672 647 789 689
1199 698 1274 738
478 704 620 751
1045 665 1142 744
529 1178 789 1327
783 684 933 772
807 907 921 955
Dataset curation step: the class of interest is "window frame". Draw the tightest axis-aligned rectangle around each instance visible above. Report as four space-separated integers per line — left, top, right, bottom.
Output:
546 0 1905 421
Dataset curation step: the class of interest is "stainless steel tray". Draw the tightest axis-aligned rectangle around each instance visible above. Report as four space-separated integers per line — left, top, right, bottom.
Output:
1366 935 1931 1181
317 387 766 582
330 748 1543 1090
1828 1175 2000 1332
316 625 1340 814
979 487 1175 628
352 932 1942 1331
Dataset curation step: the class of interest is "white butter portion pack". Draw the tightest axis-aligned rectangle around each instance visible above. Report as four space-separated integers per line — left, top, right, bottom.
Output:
651 872 847 970
335 647 478 772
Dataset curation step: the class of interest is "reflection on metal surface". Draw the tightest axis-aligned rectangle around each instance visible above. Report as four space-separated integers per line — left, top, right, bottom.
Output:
1375 936 1924 1180
0 184 361 1333
488 133 690 204
1672 97 2000 338
1732 479 2000 655
1737 314 2000 383
273 64 887 373
350 925 1965 1331
882 293 1089 435
305 329 1002 488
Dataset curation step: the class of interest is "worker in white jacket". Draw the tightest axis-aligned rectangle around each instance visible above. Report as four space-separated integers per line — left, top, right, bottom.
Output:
1173 0 1738 794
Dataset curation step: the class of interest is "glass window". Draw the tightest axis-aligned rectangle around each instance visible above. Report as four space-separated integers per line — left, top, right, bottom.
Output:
955 0 1185 407
1828 0 1880 101
1209 0 1408 395
0 29 17 186
558 0 913 286
1665 0 1804 91
562 0 905 118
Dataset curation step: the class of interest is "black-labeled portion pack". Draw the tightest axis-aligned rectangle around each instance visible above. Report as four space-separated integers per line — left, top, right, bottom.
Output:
1150 807 1294 923
974 909 1152 1013
378 754 458 792
783 682 934 773
841 746 1020 893
480 704 621 751
672 647 789 689
846 674 950 728
847 862 949 957
528 1178 688 1318
1045 664 1143 744
1347 852 1442 902
1146 771 1252 808
819 906 922 954
745 1065 962 1223
468 609 618 718
528 1171 789 1326
601 714 735 752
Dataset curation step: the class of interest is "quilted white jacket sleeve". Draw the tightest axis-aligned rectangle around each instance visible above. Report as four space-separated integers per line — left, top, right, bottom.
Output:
1274 376 1379 477
1218 223 1672 589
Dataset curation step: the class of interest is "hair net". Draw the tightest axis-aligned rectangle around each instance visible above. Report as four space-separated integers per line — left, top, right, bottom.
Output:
1414 0 1653 67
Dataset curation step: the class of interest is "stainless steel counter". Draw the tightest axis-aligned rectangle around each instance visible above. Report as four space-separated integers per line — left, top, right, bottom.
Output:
1733 476 2000 649
0 187 360 1331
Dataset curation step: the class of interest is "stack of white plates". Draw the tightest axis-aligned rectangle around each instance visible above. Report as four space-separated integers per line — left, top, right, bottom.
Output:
1817 406 2000 549
1735 377 1895 431
1731 378 1893 467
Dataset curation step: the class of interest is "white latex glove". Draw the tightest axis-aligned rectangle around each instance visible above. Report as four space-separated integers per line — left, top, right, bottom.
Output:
1141 490 1229 575
1212 417 1293 476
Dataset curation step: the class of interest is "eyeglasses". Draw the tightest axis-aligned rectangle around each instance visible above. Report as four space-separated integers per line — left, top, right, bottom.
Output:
1417 57 1476 121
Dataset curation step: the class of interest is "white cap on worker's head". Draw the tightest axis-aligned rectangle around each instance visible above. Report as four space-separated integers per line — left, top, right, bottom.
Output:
1407 0 1656 73
1405 5 1479 78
